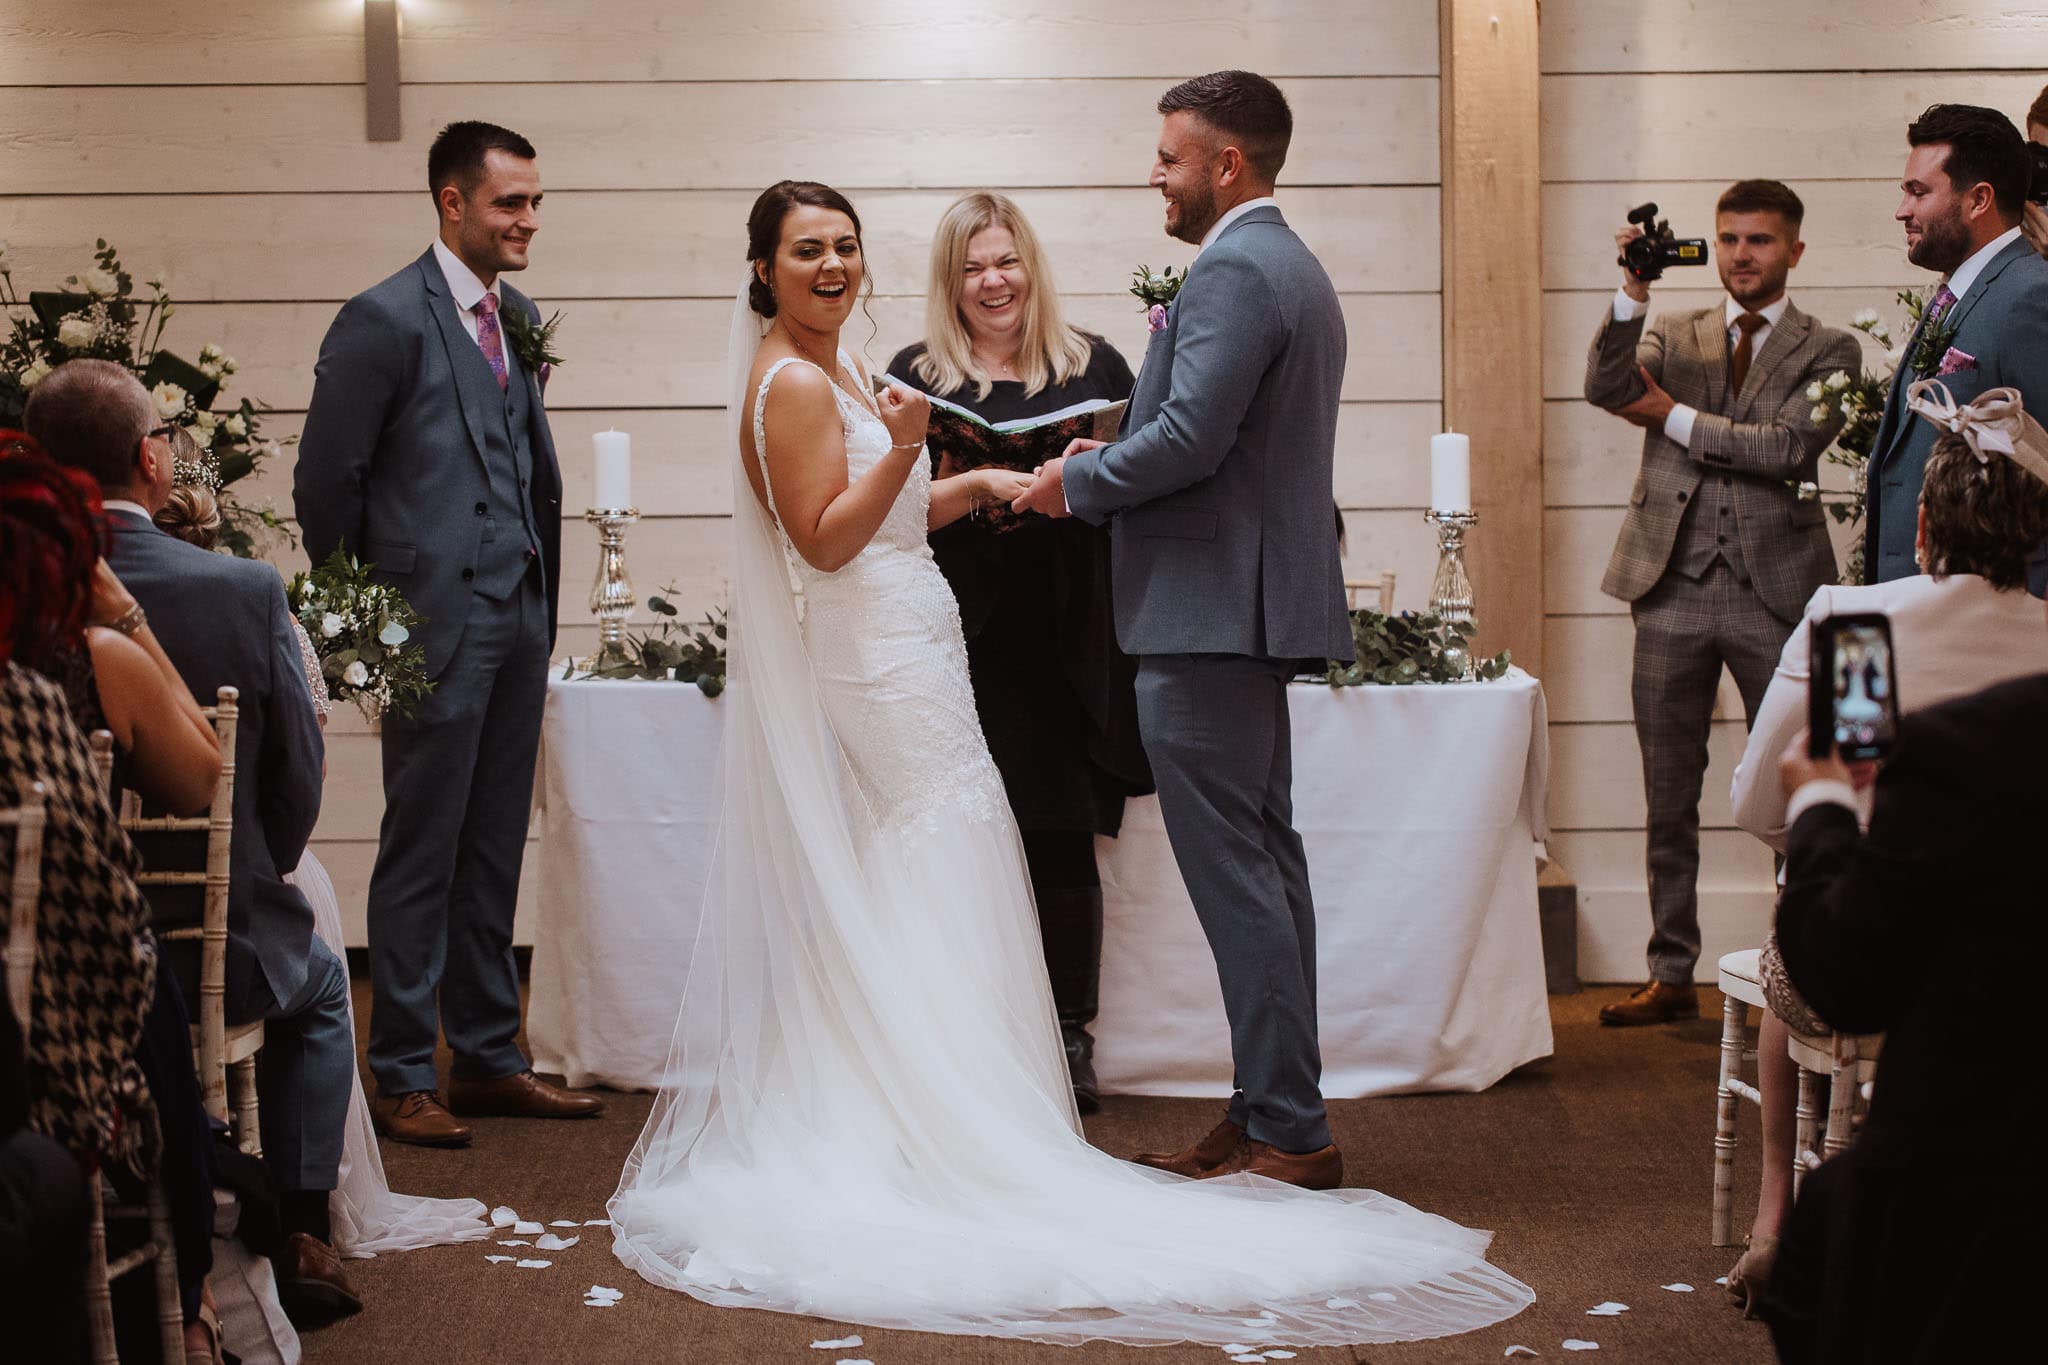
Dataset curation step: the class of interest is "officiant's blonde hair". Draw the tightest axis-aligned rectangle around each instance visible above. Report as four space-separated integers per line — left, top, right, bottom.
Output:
915 193 1094 402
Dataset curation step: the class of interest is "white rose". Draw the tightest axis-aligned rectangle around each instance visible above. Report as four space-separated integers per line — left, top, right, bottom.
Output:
223 414 246 438
198 361 222 380
320 611 345 639
18 358 50 390
192 409 217 434
1825 370 1851 391
79 267 117 297
56 316 96 348
219 354 237 374
150 381 187 419
342 660 370 688
1809 404 1830 423
1853 308 1880 328
1804 381 1824 402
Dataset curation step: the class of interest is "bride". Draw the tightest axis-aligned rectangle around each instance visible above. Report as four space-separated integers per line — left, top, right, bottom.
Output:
608 180 1533 1347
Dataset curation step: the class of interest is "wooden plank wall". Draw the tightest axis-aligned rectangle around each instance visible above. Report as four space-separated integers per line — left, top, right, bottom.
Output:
1539 1 2048 979
0 1 1446 946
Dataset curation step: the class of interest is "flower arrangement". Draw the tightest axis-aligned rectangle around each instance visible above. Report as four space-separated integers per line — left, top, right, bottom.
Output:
1317 609 1511 687
564 591 727 695
0 239 293 557
286 548 433 720
1796 291 1932 585
1129 264 1185 332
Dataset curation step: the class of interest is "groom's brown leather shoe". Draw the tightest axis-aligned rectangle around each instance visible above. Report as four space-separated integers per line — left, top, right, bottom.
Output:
1199 1138 1345 1191
369 1089 472 1147
1598 981 1699 1027
1133 1117 1244 1177
447 1069 606 1119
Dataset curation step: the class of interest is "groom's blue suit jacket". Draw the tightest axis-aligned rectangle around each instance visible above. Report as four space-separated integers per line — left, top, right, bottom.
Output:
296 249 563 679
1062 206 1353 663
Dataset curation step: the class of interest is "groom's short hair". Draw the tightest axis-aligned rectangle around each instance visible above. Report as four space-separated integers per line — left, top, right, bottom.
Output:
428 120 538 197
1158 70 1292 183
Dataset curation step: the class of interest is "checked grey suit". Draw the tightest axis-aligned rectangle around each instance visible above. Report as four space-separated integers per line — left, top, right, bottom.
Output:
1865 234 2048 590
1064 203 1351 1153
1584 295 1859 984
296 245 562 1096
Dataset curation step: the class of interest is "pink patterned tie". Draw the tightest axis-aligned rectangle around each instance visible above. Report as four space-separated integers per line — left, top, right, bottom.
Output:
1927 283 1957 327
474 291 509 390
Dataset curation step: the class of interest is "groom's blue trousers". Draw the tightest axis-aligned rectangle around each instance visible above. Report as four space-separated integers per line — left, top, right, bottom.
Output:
366 572 548 1095
1134 653 1331 1153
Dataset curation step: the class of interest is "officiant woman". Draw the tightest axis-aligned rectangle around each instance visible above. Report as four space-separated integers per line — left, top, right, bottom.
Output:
888 192 1150 1114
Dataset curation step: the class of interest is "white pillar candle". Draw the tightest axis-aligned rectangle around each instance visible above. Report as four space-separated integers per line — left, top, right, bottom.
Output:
1430 431 1471 513
592 429 632 509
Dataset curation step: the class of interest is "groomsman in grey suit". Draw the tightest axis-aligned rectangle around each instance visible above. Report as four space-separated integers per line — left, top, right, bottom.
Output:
1866 103 2048 590
1584 180 1860 1026
26 360 361 1317
298 121 599 1146
1016 71 1354 1188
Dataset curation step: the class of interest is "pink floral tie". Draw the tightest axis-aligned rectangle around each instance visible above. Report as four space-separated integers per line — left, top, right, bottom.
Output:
1927 283 1957 327
474 291 509 390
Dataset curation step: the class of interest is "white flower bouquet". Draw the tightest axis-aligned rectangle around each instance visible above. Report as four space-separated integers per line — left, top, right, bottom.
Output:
287 549 434 720
0 240 293 557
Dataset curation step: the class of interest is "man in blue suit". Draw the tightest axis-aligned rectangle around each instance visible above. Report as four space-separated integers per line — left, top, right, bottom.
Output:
1867 103 2048 590
297 121 599 1147
27 359 360 1320
1016 71 1354 1190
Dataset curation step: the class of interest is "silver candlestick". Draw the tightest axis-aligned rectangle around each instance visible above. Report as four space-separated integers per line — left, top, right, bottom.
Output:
584 507 640 667
1425 508 1479 680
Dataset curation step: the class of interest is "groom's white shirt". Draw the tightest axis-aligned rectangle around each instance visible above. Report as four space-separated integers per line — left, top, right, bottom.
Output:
1197 196 1279 256
431 238 503 347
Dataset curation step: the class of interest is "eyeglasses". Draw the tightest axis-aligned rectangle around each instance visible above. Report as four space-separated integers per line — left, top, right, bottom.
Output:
146 425 176 442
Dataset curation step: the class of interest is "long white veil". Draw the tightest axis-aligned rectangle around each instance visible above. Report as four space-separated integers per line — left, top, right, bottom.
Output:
608 284 1534 1348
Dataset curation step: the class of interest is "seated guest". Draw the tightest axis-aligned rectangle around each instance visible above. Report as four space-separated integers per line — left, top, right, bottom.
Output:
23 363 361 1325
0 442 231 1360
1723 382 2048 1309
886 191 1150 1112
1758 390 2048 1360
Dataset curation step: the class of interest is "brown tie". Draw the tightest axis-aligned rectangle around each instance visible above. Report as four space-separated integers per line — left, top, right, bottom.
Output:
1729 311 1768 396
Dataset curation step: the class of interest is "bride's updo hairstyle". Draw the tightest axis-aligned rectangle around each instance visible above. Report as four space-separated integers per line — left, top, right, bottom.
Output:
746 180 868 319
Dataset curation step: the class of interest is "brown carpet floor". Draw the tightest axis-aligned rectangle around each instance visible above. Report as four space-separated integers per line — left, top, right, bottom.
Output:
304 985 1776 1364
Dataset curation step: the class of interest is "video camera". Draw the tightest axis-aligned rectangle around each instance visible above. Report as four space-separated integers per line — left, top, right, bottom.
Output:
1618 203 1709 283
2029 142 2048 206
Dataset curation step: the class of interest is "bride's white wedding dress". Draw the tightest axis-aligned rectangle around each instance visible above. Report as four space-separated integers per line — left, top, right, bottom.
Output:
608 294 1533 1347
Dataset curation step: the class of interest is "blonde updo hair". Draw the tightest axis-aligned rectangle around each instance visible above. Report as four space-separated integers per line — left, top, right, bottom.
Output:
155 483 223 551
1917 432 2048 589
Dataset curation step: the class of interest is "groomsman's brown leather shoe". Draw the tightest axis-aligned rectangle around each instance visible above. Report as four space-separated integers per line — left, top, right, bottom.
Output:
1199 1138 1345 1191
369 1089 472 1147
447 1069 606 1119
276 1231 364 1325
1598 981 1700 1027
1133 1117 1245 1177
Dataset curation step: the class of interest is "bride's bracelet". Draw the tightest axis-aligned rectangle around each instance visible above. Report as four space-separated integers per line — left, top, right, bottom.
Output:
890 440 924 451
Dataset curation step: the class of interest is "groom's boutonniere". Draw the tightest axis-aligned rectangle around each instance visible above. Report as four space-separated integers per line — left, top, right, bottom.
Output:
1130 264 1185 333
1902 285 1961 378
501 304 565 391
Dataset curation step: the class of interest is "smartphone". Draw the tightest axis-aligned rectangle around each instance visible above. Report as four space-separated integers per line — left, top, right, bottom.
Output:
1808 613 1900 761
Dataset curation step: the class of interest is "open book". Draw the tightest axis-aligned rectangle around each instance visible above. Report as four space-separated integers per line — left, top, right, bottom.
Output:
882 377 1127 532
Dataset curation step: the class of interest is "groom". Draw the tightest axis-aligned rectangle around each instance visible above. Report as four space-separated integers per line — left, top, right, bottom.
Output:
1015 70 1353 1188
297 120 599 1146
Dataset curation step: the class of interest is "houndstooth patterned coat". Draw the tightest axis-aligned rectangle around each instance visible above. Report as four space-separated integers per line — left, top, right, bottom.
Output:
0 661 158 1179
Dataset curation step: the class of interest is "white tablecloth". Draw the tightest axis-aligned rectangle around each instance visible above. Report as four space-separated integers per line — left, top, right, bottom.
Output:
529 670 1554 1097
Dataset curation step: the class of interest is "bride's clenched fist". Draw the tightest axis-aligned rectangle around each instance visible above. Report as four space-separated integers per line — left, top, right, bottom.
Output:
877 383 930 450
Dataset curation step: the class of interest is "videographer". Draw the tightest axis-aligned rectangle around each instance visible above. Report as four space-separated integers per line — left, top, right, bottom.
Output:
1757 393 2048 1361
1583 180 1861 1028
2021 83 2048 257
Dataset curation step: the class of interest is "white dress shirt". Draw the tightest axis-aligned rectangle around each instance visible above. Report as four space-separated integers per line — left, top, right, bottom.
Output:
1942 224 2023 305
1611 289 1790 448
1198 196 1280 255
102 498 151 521
431 238 502 346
